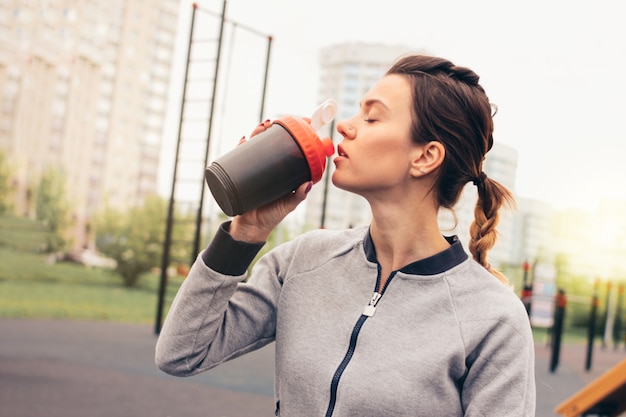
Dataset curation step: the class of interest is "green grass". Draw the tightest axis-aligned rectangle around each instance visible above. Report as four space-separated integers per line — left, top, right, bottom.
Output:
0 214 52 252
0 214 606 343
0 215 184 324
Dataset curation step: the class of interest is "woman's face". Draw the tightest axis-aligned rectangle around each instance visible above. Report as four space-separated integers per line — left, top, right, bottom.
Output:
333 74 419 196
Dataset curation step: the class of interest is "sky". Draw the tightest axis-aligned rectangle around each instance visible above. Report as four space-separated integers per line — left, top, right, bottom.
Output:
159 0 626 212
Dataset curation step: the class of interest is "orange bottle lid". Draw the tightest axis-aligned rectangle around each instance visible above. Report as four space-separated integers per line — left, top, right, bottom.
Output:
273 116 335 183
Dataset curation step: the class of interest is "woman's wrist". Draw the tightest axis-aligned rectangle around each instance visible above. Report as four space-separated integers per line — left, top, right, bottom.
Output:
201 221 265 274
228 218 271 243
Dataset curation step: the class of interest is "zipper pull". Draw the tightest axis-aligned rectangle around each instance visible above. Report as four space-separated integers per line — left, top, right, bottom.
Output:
362 292 382 317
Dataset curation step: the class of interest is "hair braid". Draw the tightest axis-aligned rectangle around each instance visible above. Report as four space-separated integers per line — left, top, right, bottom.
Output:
469 176 515 284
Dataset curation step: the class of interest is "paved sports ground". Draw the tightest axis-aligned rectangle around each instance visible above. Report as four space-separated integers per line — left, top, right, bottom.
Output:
1 319 624 417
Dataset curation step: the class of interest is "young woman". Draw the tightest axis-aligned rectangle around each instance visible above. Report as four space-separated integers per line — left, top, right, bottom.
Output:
155 54 536 416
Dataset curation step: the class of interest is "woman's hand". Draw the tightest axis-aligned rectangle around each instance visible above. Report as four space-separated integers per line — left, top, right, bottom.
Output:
229 120 312 243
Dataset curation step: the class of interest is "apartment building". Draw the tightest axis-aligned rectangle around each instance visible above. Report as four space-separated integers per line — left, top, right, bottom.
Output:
0 0 180 250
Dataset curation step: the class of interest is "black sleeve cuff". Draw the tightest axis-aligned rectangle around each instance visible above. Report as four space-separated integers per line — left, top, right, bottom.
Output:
201 221 265 275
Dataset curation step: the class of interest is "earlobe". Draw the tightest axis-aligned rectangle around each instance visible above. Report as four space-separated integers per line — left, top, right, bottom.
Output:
411 141 445 177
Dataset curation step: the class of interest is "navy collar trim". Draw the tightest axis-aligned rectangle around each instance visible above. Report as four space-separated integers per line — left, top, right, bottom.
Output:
363 229 468 275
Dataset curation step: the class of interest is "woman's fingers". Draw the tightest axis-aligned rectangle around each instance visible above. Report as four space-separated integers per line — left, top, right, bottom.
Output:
237 119 270 147
272 181 313 218
231 181 313 243
250 119 271 138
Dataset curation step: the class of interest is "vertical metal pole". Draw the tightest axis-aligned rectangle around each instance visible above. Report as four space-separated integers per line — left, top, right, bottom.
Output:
549 289 566 373
602 281 612 348
614 284 624 349
586 279 600 371
192 0 228 259
258 35 273 122
155 4 198 335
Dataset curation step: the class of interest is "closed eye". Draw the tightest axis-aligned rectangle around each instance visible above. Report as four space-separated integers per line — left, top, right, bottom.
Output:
364 119 377 123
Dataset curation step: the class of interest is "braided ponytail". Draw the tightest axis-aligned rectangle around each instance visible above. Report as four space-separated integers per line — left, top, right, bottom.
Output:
468 174 515 284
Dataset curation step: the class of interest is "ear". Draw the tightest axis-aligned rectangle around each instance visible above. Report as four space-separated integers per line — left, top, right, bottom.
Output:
409 141 445 178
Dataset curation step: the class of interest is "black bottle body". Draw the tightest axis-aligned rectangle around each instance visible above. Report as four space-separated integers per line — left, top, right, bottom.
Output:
205 124 310 216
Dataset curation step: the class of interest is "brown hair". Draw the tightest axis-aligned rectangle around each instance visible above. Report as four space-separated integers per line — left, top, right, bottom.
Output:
387 54 515 284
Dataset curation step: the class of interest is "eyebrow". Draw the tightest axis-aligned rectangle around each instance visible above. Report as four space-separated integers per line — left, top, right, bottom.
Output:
360 98 390 111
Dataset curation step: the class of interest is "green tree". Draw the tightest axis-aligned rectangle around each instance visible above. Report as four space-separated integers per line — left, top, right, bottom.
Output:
35 166 70 253
95 195 195 287
0 150 14 214
95 195 165 287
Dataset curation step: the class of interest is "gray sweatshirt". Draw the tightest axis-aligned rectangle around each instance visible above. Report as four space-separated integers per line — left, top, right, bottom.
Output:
155 222 536 416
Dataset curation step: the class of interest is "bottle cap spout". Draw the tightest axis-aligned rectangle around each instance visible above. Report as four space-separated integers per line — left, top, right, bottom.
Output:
310 98 337 131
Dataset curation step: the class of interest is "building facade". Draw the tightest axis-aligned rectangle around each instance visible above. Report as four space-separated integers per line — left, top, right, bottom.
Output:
511 197 557 265
0 0 180 250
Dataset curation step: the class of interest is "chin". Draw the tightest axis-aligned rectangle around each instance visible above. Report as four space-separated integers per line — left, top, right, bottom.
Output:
332 169 374 192
331 173 349 190
331 176 361 195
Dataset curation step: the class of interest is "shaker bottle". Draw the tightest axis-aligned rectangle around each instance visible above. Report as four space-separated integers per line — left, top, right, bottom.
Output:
205 99 337 216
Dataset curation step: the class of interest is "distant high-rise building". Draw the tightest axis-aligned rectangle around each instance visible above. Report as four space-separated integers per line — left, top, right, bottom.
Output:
511 198 556 265
305 43 416 230
0 0 180 250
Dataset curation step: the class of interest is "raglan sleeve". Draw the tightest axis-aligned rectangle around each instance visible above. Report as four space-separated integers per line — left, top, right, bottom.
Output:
459 299 536 417
154 221 281 377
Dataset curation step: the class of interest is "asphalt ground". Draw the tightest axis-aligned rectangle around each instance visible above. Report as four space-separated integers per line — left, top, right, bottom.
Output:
1 319 624 417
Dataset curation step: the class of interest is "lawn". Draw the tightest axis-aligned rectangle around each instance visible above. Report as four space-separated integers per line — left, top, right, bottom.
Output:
0 215 183 325
0 214 598 344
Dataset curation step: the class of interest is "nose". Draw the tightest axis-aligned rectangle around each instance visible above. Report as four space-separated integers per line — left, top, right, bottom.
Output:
336 120 355 139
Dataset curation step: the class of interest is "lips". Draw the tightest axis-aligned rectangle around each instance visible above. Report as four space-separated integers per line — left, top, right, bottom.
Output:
337 145 348 158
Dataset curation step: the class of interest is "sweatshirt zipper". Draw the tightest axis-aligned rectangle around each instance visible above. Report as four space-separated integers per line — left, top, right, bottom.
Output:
324 267 396 417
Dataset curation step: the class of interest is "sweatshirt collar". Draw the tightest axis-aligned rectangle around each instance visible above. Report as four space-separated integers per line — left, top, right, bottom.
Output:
363 230 468 276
